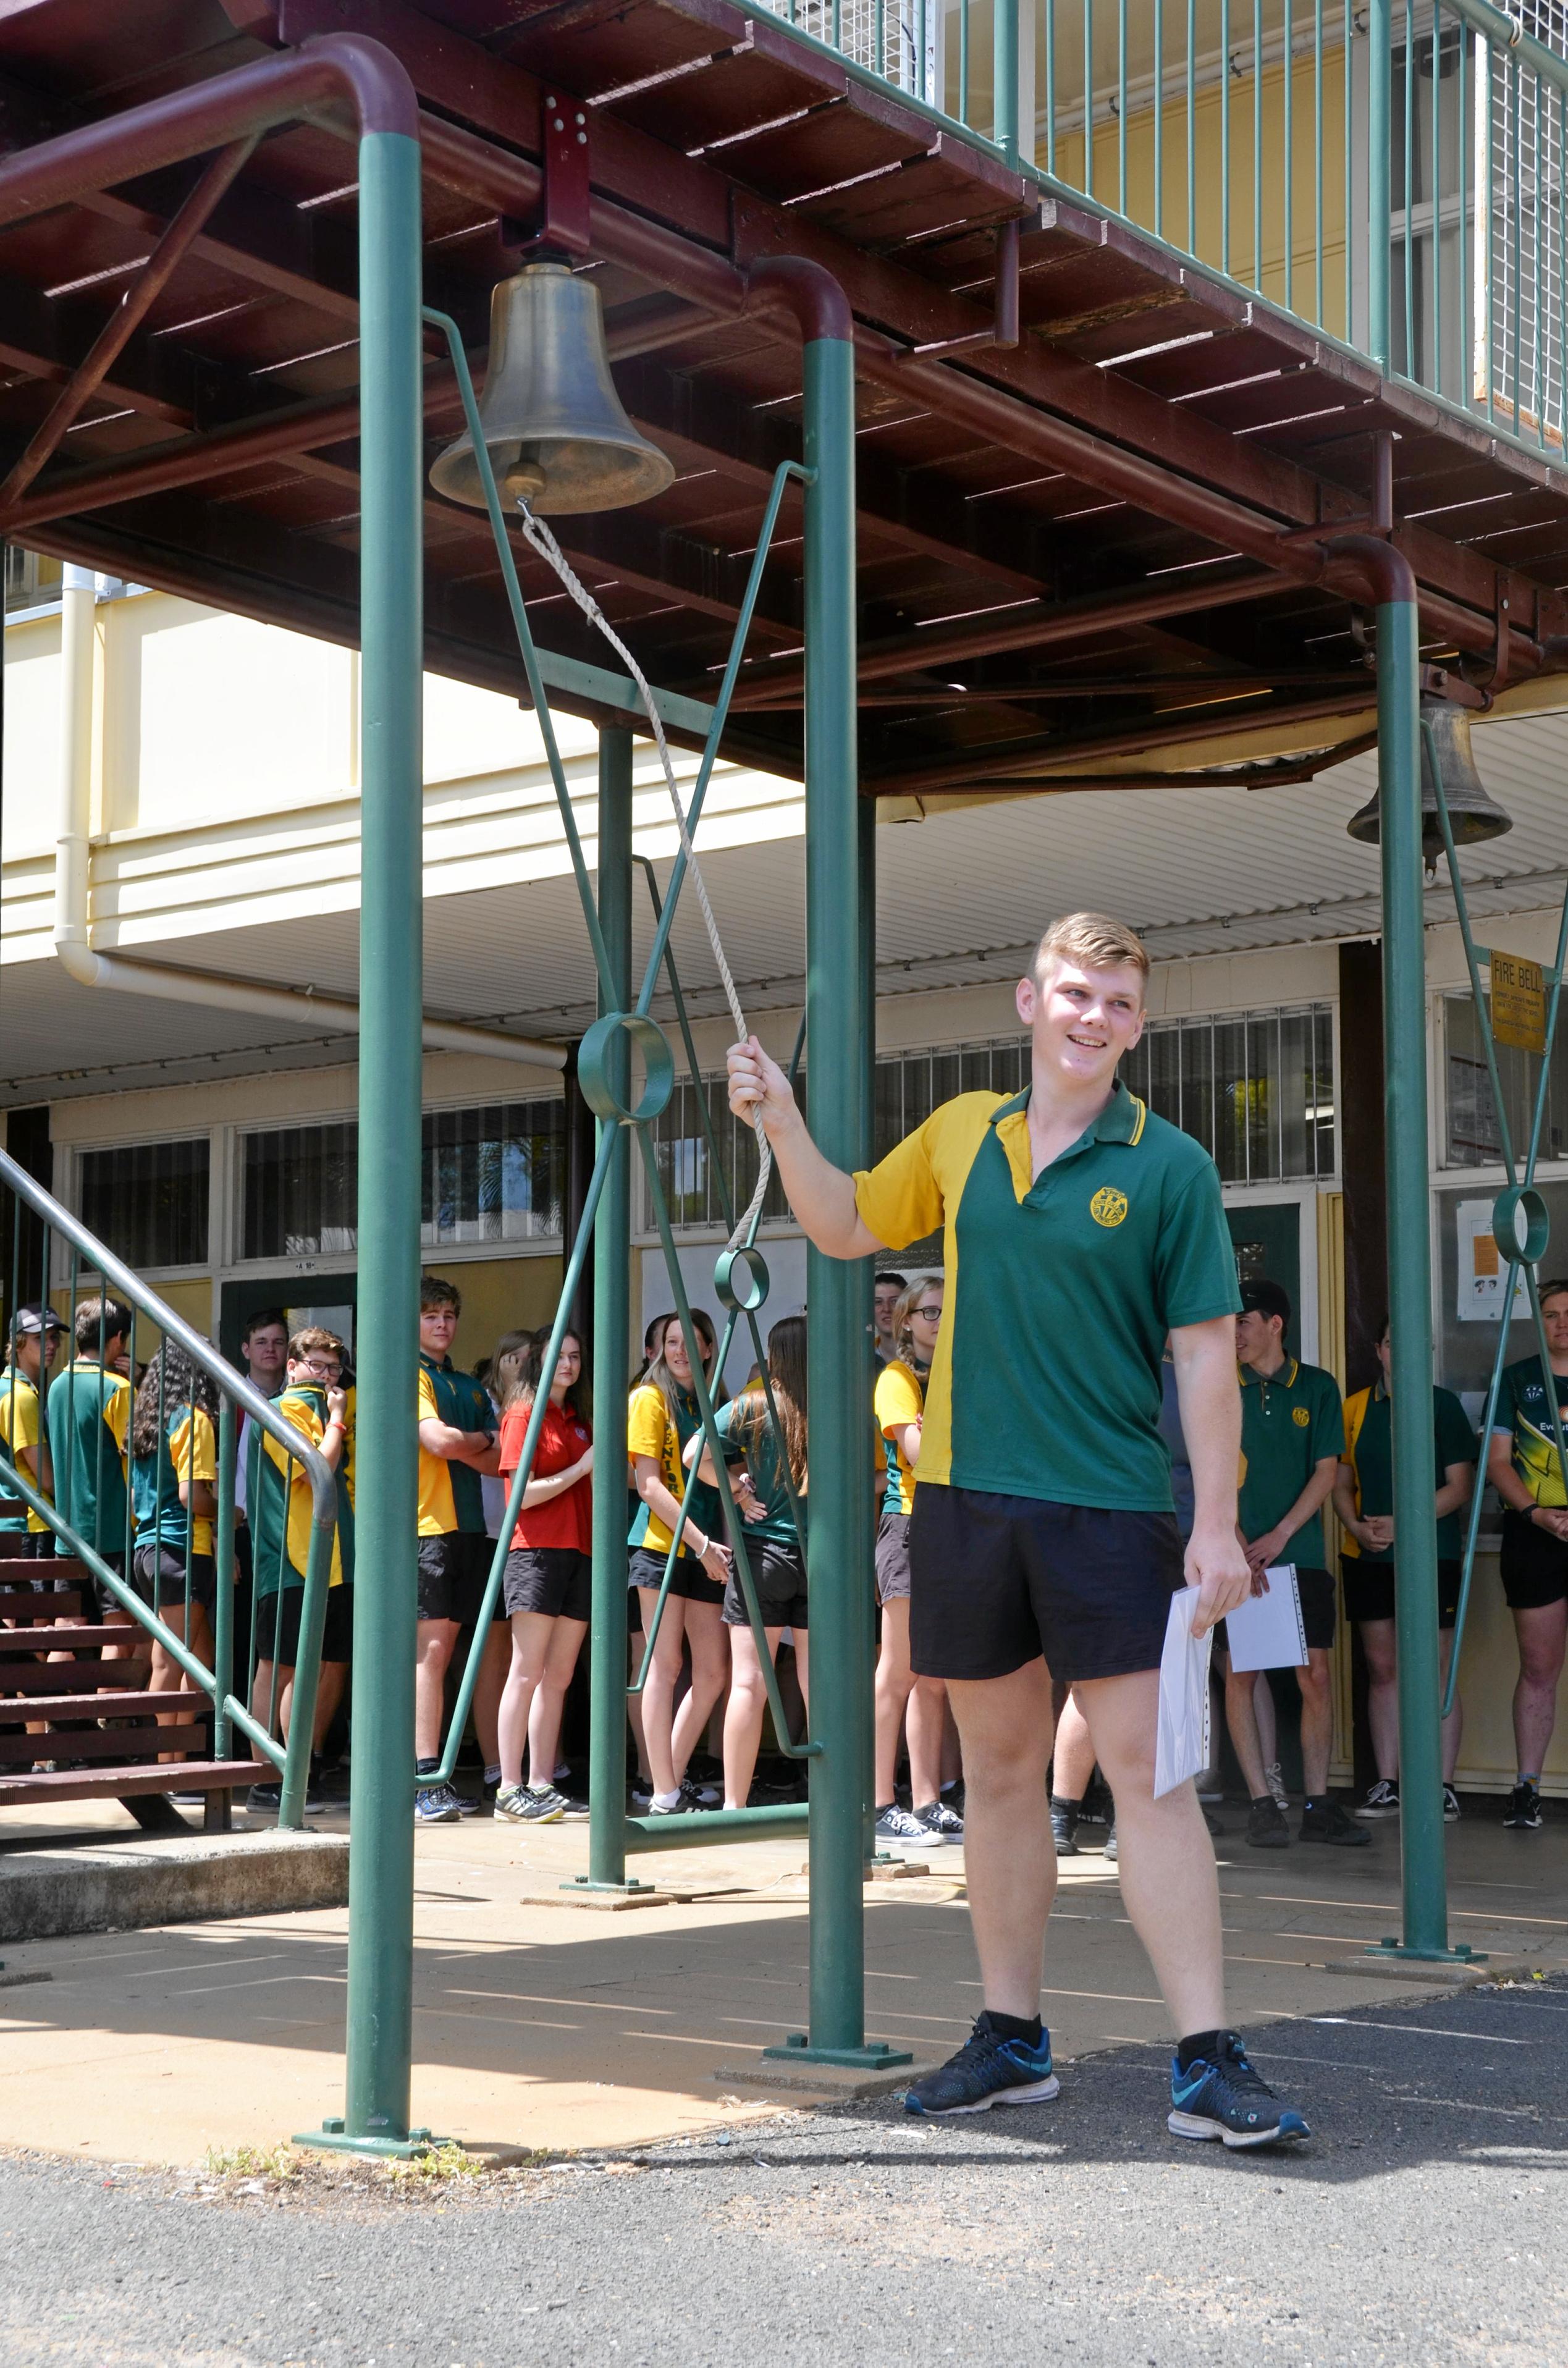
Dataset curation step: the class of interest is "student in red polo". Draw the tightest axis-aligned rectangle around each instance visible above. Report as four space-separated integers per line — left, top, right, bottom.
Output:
492 1327 594 1826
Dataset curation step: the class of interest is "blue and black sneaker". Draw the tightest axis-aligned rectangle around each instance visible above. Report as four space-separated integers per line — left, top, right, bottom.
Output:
904 2012 1060 2117
1168 2032 1310 2149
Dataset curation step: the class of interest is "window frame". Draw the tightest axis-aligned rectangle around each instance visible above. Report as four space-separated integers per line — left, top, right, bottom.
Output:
62 1126 216 1283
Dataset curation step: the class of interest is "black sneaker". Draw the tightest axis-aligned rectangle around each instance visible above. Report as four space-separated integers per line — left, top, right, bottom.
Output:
1505 1781 1543 1829
904 2013 1059 2118
875 1802 942 1850
1168 2033 1310 2149
247 1782 281 1813
678 1776 721 1811
1246 1795 1291 1849
916 1798 964 1841
940 1780 966 1819
1300 1797 1372 1847
1355 1778 1401 1820
1050 1798 1079 1856
629 1774 654 1809
1443 1784 1461 1823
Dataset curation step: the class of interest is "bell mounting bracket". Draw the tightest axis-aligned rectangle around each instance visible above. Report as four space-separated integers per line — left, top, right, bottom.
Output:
502 90 592 262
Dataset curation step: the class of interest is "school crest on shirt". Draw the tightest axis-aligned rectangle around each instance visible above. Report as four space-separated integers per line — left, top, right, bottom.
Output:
1090 1186 1128 1228
1292 1405 1311 1428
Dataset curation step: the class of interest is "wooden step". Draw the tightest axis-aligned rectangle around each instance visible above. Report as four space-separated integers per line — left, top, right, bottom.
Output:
0 1590 83 1620
1 1658 151 1694
0 1721 211 1766
0 1689 182 1723
0 1624 142 1653
0 1759 265 1805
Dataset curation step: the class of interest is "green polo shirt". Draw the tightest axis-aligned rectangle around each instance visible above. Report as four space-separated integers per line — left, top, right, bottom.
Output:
1343 1382 1476 1560
46 1359 132 1558
853 1079 1241 1511
1237 1355 1344 1569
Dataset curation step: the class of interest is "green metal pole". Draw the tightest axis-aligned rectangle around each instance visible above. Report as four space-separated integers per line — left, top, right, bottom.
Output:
318 127 426 2154
1367 0 1391 368
768 326 902 2071
858 793 879 1864
1376 590 1449 1960
585 727 639 1893
993 0 1019 162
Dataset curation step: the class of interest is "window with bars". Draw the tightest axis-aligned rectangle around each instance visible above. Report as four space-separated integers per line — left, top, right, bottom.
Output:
1443 990 1568 1167
78 1137 209 1270
1482 1 1567 445
240 1100 567 1262
644 1005 1336 1238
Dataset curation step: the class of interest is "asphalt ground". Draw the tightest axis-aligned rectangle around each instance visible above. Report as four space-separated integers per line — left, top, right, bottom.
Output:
4 1975 1566 2368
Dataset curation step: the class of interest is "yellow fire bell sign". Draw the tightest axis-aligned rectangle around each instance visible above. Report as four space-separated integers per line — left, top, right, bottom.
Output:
1490 950 1548 1056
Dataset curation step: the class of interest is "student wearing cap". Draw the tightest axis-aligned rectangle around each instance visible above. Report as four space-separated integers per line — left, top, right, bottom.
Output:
1223 1279 1362 1851
728 910 1312 2151
1333 1313 1475 1826
0 1305 63 1567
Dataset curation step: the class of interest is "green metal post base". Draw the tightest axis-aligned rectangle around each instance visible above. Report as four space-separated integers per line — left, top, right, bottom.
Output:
563 1876 659 1895
293 2120 450 2161
762 2034 914 2069
1365 1939 1487 1966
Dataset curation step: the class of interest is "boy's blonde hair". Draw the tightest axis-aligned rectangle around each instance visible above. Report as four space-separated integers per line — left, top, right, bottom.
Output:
1033 911 1150 993
289 1325 345 1362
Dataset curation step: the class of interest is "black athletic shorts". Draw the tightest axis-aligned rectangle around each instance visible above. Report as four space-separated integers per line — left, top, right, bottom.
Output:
1216 1565 1337 1658
1342 1554 1462 1630
874 1511 911 1604
909 1485 1183 1683
255 1581 353 1667
416 1532 499 1624
504 1546 591 1622
628 1542 725 1608
1499 1509 1568 1611
132 1543 216 1611
723 1540 808 1632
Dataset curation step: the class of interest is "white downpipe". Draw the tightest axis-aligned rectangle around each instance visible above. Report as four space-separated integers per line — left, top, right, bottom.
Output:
51 570 565 1071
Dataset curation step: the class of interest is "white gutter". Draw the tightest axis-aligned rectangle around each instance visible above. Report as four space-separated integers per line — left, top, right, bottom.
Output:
52 567 566 1071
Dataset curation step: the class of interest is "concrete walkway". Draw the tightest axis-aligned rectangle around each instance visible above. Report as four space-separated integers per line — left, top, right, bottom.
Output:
3 1791 1567 2165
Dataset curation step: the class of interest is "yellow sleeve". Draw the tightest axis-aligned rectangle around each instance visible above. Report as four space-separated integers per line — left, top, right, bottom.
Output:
418 1368 438 1424
874 1362 922 1441
262 1394 321 1473
626 1384 672 1464
105 1378 132 1461
169 1408 217 1486
2 1381 39 1458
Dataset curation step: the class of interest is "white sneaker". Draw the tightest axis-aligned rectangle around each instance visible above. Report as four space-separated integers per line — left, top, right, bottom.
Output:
875 1802 942 1850
494 1782 565 1824
1265 1762 1289 1810
1356 1778 1401 1820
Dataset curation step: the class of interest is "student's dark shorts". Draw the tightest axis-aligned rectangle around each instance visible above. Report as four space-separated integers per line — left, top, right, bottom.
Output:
255 1582 353 1666
1215 1565 1337 1658
1342 1555 1462 1630
909 1486 1183 1683
1499 1510 1568 1611
504 1547 591 1622
627 1542 726 1608
875 1512 912 1604
75 1548 127 1621
416 1532 497 1624
723 1540 808 1632
132 1543 216 1611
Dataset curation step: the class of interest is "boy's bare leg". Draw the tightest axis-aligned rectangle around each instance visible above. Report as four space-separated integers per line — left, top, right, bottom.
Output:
945 1660 1056 2017
414 1617 458 1760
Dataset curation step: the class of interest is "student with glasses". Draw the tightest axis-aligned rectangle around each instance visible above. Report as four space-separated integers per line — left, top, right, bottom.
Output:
872 1278 960 1848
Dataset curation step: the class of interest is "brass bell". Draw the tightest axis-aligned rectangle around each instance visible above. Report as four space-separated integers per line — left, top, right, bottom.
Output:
1346 694 1514 869
429 262 674 515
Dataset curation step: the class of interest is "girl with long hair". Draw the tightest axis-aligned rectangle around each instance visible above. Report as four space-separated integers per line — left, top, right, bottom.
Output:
130 1340 222 1756
872 1278 960 1847
626 1311 733 1813
689 1313 809 1811
493 1327 594 1824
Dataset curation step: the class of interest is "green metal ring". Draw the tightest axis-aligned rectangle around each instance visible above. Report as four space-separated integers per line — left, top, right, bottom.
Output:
577 1011 675 1125
1493 1185 1550 1267
715 1245 770 1314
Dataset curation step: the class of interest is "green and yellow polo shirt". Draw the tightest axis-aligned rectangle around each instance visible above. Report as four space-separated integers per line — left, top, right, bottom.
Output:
1342 1381 1476 1561
853 1081 1240 1511
1237 1355 1344 1568
0 1368 50 1533
46 1360 131 1557
875 1358 925 1517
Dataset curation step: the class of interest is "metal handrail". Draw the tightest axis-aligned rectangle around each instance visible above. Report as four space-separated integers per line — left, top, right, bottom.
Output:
0 1144 336 1827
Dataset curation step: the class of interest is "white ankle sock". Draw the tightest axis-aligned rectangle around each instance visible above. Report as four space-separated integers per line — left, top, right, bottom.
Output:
652 1787 681 1810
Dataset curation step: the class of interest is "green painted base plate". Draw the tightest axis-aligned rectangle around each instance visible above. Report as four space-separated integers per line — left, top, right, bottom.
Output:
562 1877 659 1895
761 2035 914 2069
293 2120 450 2161
1365 1940 1486 1965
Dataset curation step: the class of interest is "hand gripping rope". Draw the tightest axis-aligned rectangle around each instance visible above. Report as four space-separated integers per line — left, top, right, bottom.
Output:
517 505 773 1261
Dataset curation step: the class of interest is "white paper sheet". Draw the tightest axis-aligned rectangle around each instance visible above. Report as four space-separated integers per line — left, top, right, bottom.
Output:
1224 1564 1309 1672
1155 1585 1213 1800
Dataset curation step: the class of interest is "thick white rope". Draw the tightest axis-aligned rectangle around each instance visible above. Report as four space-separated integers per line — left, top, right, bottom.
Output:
518 504 772 1255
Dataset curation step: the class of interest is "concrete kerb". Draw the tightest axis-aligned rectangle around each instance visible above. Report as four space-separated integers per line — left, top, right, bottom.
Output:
0 1828 348 1941
1324 1951 1548 1987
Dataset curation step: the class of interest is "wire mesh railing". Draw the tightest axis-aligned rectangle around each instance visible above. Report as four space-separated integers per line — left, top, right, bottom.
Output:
0 1146 337 1827
740 0 1568 465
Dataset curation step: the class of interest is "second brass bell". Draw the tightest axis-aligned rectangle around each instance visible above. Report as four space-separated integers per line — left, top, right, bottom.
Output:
430 262 675 516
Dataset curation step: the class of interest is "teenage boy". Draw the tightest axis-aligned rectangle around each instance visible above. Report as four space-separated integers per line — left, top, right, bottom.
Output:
1486 1278 1568 1831
46 1296 137 1651
1334 1316 1476 1824
872 1271 908 1367
1 1305 63 1564
729 910 1312 2149
415 1276 504 1821
1223 1279 1362 1850
247 1326 354 1814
